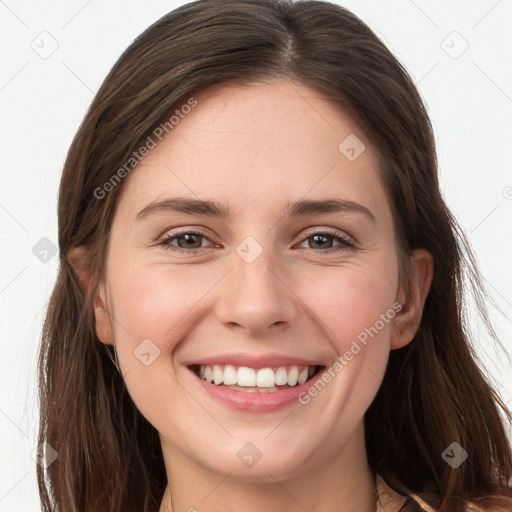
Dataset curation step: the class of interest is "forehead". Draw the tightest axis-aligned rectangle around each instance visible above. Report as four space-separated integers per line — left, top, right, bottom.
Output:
115 79 388 222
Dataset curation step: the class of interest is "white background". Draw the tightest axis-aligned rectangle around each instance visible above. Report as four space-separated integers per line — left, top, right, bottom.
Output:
1 1 511 509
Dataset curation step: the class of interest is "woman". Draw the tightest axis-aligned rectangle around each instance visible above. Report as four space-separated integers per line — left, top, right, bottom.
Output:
37 1 512 511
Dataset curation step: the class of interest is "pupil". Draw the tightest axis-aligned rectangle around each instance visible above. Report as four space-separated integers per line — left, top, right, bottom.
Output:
179 234 201 248
312 234 331 249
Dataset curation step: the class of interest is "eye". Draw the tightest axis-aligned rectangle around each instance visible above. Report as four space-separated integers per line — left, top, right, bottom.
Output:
297 229 356 252
158 229 215 253
158 228 356 254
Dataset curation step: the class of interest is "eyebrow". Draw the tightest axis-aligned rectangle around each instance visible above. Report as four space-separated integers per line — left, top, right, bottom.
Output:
135 197 376 223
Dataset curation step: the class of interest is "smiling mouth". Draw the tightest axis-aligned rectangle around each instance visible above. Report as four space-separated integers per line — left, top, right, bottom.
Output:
188 364 325 393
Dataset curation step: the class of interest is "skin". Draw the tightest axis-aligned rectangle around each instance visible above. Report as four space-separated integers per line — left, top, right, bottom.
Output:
71 79 433 512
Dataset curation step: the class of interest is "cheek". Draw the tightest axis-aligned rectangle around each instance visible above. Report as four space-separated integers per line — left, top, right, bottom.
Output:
107 262 210 424
109 249 399 361
303 261 398 354
110 262 211 351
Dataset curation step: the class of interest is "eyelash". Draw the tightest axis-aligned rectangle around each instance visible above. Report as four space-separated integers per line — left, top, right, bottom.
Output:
158 228 356 254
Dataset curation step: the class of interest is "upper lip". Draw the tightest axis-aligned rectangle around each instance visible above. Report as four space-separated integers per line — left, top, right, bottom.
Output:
185 353 325 369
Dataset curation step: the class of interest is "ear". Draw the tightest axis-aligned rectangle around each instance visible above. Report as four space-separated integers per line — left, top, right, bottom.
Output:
67 246 90 290
391 248 434 350
67 246 114 346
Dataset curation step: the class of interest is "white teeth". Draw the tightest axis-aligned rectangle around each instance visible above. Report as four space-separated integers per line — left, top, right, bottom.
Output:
297 368 309 385
237 366 256 387
195 363 318 389
257 385 279 393
256 368 275 387
240 387 258 393
287 366 299 386
275 366 288 385
223 364 237 385
213 365 223 385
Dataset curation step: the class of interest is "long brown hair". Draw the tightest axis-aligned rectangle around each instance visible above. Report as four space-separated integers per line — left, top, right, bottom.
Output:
37 1 512 511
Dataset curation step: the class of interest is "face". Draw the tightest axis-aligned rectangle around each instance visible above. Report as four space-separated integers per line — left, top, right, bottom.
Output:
94 79 411 482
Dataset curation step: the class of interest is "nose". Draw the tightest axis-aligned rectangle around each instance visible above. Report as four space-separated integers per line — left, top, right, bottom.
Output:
214 242 300 336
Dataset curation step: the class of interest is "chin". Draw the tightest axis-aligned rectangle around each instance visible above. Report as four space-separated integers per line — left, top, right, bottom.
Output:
188 434 322 483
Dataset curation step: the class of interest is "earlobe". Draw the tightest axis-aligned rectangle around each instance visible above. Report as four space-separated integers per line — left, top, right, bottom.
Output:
391 248 434 350
93 283 115 346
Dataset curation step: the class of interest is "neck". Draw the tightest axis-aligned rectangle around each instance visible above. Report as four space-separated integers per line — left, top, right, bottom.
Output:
159 422 376 512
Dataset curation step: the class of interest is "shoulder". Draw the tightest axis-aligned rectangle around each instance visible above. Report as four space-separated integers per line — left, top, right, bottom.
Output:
376 473 437 512
375 474 415 512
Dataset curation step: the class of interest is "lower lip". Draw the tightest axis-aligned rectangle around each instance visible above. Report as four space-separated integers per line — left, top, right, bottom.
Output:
189 368 325 412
